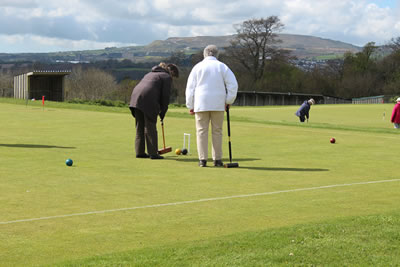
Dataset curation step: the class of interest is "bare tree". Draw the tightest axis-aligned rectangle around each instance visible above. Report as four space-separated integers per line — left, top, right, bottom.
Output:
111 78 138 104
0 73 13 97
225 16 285 84
388 36 400 51
65 66 117 100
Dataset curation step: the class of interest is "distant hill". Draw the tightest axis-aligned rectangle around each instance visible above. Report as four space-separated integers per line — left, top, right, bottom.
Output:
146 34 361 57
146 34 361 59
0 33 361 63
278 34 361 58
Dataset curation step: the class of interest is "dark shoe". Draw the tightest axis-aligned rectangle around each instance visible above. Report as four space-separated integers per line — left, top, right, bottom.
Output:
136 153 150 158
199 160 207 167
214 160 223 167
150 154 164 160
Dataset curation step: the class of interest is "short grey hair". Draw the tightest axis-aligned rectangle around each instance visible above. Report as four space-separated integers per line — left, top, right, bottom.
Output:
203 45 219 58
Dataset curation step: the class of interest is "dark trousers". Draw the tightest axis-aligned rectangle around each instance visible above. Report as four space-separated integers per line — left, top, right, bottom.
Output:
299 116 306 122
130 108 158 156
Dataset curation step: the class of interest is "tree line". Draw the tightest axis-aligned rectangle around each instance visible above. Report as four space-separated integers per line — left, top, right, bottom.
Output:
0 16 399 104
166 17 400 103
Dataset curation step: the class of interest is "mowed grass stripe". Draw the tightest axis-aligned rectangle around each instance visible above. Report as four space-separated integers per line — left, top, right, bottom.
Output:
59 211 400 266
1 178 399 225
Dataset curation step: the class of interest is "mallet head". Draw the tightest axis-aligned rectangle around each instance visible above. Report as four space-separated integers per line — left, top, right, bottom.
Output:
224 162 239 168
158 147 172 155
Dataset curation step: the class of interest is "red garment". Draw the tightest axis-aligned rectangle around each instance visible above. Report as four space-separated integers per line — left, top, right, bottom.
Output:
391 103 400 123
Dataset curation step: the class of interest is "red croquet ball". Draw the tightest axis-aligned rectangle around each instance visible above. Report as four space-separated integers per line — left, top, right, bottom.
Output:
330 138 336 144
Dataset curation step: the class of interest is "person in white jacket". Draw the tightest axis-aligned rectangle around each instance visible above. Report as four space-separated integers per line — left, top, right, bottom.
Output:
186 45 238 167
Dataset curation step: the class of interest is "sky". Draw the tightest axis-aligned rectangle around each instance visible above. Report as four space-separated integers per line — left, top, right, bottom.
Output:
0 0 399 53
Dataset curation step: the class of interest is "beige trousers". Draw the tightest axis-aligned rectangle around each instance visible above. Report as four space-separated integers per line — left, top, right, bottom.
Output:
195 111 224 161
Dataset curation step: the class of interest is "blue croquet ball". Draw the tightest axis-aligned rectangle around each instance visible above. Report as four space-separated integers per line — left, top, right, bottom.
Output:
66 158 73 166
182 148 188 155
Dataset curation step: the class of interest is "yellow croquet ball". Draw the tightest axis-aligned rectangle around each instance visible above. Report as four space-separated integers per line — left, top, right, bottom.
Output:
175 148 182 155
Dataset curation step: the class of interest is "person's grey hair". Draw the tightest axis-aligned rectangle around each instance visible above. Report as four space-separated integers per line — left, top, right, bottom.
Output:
203 45 219 58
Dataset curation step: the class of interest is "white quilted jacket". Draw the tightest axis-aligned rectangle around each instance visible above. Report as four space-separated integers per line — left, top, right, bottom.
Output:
185 56 238 112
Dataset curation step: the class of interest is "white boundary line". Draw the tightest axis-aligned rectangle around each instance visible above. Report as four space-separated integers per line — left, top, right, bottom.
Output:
1 178 400 225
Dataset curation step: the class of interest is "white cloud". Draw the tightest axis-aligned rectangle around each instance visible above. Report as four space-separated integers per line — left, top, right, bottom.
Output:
352 3 396 41
280 0 399 46
30 35 137 50
0 0 38 8
127 0 151 16
0 33 137 53
0 34 25 44
0 0 399 52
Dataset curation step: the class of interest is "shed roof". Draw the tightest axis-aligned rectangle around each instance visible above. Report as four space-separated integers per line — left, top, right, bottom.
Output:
26 70 71 76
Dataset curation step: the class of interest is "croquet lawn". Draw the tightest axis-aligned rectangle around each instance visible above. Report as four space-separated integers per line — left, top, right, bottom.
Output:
0 99 399 266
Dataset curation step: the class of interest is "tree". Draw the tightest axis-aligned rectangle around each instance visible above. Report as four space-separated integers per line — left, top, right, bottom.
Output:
166 51 187 66
331 43 381 98
225 16 285 85
388 36 400 51
0 73 13 97
355 42 377 72
378 48 400 95
190 50 204 66
112 78 138 104
255 51 298 92
65 66 117 100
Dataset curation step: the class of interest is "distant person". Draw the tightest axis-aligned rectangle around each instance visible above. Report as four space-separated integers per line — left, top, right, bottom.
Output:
129 62 179 159
186 45 238 167
295 98 315 122
390 97 400 129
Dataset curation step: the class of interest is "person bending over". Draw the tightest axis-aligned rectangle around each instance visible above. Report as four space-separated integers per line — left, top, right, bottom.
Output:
129 62 179 159
295 98 315 122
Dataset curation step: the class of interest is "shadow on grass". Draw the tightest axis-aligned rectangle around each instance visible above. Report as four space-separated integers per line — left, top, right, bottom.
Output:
240 166 329 172
0 144 76 149
166 157 261 163
164 157 328 172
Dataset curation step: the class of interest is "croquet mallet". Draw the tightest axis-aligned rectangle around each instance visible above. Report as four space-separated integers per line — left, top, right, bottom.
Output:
224 106 239 168
158 120 172 154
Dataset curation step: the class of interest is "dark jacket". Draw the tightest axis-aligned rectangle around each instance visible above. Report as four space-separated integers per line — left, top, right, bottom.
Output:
295 101 311 119
129 66 172 122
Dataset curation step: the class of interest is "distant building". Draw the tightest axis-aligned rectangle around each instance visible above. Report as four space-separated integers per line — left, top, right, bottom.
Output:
234 91 350 106
14 70 71 102
290 58 330 71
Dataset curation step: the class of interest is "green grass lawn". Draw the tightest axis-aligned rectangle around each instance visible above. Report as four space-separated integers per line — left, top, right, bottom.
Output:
1 99 399 266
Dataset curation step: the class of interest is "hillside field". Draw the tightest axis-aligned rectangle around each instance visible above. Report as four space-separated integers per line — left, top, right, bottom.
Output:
0 99 399 266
